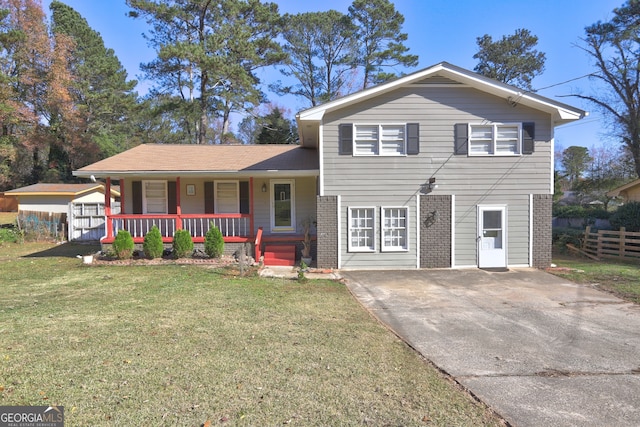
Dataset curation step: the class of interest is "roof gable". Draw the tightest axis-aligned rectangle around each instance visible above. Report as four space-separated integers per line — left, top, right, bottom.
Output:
297 62 587 126
5 183 119 197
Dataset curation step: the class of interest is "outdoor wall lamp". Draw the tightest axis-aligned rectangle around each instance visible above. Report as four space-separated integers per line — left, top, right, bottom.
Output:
261 182 267 193
427 177 438 190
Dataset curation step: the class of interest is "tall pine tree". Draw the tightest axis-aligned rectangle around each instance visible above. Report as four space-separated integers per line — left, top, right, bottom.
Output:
50 1 139 160
127 0 284 144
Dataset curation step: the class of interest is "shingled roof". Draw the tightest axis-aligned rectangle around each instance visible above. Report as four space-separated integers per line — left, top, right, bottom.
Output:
74 144 319 178
5 183 120 196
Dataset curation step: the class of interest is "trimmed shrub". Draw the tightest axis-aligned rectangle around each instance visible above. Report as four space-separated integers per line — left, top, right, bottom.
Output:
204 223 224 258
610 202 640 232
172 229 193 258
113 230 134 259
143 225 164 259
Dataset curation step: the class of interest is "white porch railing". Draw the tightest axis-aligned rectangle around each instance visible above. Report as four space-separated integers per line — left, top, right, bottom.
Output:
108 214 251 240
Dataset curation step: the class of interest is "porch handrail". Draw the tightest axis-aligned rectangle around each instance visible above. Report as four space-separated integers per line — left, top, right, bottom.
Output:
255 227 263 262
108 213 253 240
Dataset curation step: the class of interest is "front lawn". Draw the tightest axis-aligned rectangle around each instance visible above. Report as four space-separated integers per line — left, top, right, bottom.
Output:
0 242 502 426
551 253 640 304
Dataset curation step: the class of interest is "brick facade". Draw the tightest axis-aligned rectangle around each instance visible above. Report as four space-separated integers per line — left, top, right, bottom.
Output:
532 194 553 268
316 195 338 269
420 195 452 268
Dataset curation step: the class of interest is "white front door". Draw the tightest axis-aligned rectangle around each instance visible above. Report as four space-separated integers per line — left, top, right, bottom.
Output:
478 206 506 268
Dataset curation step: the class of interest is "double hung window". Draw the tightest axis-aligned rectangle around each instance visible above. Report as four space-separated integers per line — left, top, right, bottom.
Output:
354 124 406 156
469 123 521 156
348 206 409 252
381 207 408 251
143 180 167 214
348 207 376 252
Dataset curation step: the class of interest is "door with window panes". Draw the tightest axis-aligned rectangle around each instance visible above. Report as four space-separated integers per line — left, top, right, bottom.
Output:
478 206 507 268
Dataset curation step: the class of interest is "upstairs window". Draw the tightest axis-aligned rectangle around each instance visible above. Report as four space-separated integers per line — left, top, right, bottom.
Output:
468 123 522 156
354 124 406 156
340 123 419 156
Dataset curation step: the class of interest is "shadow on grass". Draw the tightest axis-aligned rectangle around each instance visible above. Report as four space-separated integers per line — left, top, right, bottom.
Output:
24 242 101 258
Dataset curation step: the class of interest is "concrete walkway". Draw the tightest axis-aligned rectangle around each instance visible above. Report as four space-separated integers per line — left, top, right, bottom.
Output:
341 268 640 427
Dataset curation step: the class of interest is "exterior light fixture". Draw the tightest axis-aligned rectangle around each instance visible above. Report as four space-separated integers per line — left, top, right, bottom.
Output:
261 183 267 193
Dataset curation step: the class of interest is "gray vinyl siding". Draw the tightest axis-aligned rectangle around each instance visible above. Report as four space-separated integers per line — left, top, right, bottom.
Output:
252 177 317 236
322 83 552 268
454 194 530 267
340 194 418 269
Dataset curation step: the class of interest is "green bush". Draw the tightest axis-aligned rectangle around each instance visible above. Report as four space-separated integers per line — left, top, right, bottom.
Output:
610 202 640 232
172 229 193 258
553 204 610 219
143 225 164 259
552 227 584 251
0 224 20 243
204 223 224 258
113 230 135 259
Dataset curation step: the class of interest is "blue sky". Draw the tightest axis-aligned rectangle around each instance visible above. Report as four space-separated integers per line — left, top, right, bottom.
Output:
43 0 624 151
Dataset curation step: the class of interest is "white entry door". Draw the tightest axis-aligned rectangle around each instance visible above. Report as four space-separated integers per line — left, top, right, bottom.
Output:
478 206 506 268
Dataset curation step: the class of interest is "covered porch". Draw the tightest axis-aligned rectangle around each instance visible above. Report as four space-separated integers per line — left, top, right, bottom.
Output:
74 144 320 264
101 177 256 245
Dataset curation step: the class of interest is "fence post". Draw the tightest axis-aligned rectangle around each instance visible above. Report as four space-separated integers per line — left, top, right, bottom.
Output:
620 227 626 259
597 228 603 259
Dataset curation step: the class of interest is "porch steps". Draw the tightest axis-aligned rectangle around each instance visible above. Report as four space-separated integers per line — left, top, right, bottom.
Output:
263 244 296 266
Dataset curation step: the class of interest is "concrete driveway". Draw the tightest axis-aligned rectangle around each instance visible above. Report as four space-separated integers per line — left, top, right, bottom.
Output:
341 268 640 427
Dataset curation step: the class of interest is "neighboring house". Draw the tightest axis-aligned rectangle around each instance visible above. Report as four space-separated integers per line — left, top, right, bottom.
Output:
606 179 640 203
5 183 121 241
74 62 586 269
5 183 120 214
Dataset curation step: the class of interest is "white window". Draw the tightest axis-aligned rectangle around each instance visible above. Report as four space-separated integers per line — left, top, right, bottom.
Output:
354 124 406 156
382 207 408 251
348 207 376 252
469 123 521 156
143 180 167 214
215 181 239 214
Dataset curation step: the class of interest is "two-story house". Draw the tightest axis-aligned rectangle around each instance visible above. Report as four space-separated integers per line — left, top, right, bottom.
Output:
74 62 587 269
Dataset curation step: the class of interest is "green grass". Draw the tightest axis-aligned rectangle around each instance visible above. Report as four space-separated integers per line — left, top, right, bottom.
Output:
551 253 640 304
0 242 502 426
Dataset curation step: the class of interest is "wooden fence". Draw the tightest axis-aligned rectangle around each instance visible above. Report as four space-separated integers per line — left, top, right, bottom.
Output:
0 193 17 212
583 226 640 261
17 210 67 241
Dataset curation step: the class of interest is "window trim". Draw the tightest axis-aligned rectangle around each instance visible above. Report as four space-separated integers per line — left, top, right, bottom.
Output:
270 179 296 232
381 206 409 252
348 206 377 252
352 123 407 156
142 180 167 214
468 122 522 157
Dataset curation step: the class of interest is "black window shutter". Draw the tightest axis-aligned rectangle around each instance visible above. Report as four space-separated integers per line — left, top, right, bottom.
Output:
406 123 419 155
522 122 535 154
339 123 353 155
167 181 177 214
204 181 214 213
239 181 250 214
132 181 142 214
454 123 468 155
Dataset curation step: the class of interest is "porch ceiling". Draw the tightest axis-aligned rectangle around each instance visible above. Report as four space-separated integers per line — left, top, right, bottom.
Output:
73 144 319 179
